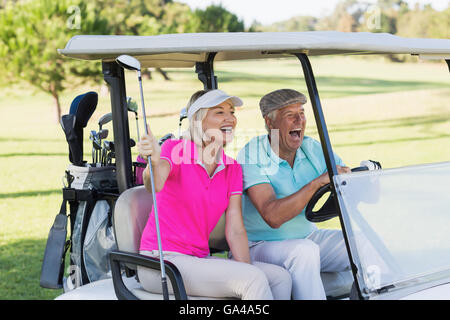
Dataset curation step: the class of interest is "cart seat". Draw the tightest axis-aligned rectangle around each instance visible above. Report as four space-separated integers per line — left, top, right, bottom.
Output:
114 186 353 299
112 185 238 299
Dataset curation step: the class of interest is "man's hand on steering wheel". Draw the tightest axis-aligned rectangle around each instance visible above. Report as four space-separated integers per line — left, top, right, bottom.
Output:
305 160 382 222
314 165 351 188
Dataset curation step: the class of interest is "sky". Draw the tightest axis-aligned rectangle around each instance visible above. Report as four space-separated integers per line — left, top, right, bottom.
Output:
178 0 449 27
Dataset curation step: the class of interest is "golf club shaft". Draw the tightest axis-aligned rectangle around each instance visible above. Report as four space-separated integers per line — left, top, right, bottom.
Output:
135 115 140 141
138 71 148 132
146 161 168 299
138 70 169 300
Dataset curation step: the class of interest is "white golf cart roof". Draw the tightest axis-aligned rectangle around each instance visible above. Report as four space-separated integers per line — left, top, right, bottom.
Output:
59 31 450 68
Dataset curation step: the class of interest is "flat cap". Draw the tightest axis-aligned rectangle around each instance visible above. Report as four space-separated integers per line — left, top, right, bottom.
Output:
259 89 307 117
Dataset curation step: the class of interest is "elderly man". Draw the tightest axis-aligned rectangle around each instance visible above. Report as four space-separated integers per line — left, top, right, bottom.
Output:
237 88 351 300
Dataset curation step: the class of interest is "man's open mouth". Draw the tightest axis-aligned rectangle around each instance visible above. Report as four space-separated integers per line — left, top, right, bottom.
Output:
289 128 302 138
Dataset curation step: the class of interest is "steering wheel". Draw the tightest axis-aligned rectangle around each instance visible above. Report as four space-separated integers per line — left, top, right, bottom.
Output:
305 162 380 223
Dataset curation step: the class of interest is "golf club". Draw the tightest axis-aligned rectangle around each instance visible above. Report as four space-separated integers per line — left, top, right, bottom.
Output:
127 97 140 141
89 130 96 164
98 129 109 165
107 151 115 166
116 54 168 300
178 107 187 139
98 113 112 166
98 128 109 140
106 141 115 166
98 113 112 131
89 130 102 166
101 141 107 166
95 133 102 164
159 133 174 146
103 140 114 166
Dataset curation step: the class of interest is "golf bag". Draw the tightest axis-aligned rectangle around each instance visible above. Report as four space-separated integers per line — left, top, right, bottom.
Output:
40 164 119 290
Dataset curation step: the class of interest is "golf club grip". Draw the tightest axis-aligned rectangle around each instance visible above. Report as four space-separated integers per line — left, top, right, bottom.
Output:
161 277 169 300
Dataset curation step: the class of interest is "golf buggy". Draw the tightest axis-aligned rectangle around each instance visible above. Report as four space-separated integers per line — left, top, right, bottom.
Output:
41 31 450 300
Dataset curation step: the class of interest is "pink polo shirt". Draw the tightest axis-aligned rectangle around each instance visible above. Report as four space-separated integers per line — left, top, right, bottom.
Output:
139 139 243 258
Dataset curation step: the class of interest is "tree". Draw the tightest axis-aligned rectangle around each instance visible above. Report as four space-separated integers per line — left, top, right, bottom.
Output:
0 0 109 121
96 0 198 80
396 4 449 39
192 4 245 32
95 0 196 35
0 0 246 121
261 16 318 32
316 0 366 32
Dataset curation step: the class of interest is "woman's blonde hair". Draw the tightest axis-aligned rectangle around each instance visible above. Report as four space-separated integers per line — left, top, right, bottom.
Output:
182 90 210 145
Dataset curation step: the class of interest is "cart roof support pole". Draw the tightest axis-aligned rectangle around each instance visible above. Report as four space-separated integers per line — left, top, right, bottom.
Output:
294 53 364 299
102 61 133 193
195 52 218 89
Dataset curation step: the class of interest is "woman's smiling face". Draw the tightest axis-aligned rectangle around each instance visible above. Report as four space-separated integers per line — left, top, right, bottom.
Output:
202 99 237 147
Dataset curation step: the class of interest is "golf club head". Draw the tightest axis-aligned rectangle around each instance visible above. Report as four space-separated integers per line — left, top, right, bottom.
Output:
159 133 175 146
69 92 98 128
117 54 148 136
98 129 109 140
89 130 97 141
103 140 112 151
130 138 136 148
93 139 102 150
127 97 138 114
178 107 188 139
127 97 140 141
92 131 102 150
89 130 97 164
90 130 102 148
98 113 112 128
103 140 115 152
106 149 115 165
179 108 187 121
116 55 141 72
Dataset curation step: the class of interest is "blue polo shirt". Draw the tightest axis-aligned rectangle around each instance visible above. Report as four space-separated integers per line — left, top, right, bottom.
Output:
237 135 345 241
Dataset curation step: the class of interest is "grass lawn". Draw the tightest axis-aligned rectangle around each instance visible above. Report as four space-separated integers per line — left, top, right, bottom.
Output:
0 55 449 299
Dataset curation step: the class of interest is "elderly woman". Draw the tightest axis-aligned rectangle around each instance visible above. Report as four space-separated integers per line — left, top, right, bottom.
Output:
137 89 291 300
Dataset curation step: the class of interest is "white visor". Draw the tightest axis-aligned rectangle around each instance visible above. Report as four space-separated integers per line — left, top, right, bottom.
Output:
187 89 243 120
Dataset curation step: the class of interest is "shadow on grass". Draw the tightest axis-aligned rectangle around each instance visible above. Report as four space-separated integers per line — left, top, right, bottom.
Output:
0 189 60 200
0 238 62 299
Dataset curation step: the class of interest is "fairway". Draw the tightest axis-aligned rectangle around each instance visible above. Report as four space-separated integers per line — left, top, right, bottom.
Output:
0 55 449 299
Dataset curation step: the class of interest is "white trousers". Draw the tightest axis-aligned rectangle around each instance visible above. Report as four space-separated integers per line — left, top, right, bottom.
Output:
249 228 351 300
138 250 292 300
